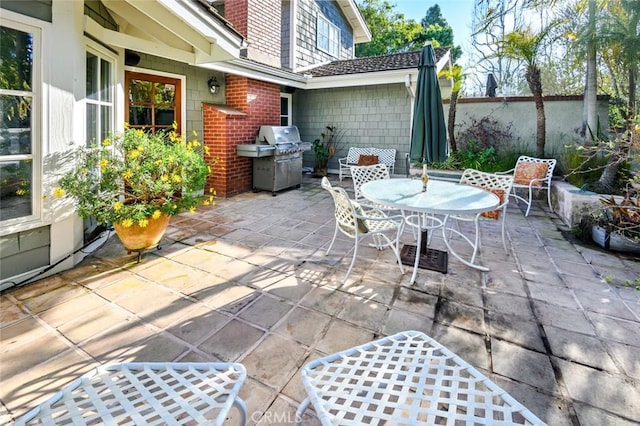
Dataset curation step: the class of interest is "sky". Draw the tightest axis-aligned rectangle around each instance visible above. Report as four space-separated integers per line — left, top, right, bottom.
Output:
392 0 476 50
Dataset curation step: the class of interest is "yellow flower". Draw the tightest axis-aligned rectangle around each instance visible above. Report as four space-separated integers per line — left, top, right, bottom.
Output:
113 201 123 211
100 159 109 170
152 210 162 219
172 175 182 183
161 175 169 182
16 189 25 195
138 218 149 228
102 138 112 146
137 145 144 152
120 218 134 228
189 207 196 214
53 187 65 198
122 170 134 179
204 146 210 155
129 149 140 159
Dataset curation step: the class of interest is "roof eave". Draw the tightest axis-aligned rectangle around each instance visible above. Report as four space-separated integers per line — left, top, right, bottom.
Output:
335 0 372 43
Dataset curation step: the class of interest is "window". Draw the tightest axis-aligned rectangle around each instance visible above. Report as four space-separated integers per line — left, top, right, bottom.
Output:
125 72 182 133
86 49 114 146
280 94 292 126
0 21 40 223
317 15 340 57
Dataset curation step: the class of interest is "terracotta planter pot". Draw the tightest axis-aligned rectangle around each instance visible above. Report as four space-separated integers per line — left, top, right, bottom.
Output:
113 214 171 252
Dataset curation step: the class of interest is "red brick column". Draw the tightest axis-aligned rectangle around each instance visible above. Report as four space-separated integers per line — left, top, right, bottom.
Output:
202 76 280 198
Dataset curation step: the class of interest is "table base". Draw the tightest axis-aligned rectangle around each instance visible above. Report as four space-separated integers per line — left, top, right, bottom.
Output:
400 244 448 274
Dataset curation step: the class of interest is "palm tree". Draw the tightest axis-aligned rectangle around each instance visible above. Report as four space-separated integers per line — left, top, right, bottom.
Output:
439 65 464 154
499 25 558 157
595 0 640 190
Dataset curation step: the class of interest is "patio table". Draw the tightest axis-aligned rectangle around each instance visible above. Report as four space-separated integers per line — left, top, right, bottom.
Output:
296 330 545 425
360 178 500 283
14 362 247 426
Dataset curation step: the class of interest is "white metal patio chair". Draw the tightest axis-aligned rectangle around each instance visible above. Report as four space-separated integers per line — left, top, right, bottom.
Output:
321 177 405 283
14 362 248 426
444 169 514 268
497 155 557 216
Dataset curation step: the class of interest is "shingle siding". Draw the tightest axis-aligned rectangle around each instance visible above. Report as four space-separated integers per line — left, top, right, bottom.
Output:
295 84 412 174
294 0 354 69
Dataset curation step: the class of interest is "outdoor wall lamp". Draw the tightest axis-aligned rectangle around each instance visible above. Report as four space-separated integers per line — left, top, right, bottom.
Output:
207 76 220 94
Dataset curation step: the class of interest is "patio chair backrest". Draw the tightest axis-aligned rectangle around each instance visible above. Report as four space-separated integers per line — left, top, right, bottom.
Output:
513 155 556 187
321 177 366 237
350 163 390 201
460 169 514 220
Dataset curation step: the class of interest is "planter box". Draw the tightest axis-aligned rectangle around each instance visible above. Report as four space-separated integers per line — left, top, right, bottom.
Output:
591 225 640 255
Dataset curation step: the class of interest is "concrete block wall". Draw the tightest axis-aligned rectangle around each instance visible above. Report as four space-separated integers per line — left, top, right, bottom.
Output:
294 83 412 174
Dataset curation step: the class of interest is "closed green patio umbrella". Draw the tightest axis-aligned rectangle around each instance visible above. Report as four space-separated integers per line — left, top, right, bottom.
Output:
410 44 448 164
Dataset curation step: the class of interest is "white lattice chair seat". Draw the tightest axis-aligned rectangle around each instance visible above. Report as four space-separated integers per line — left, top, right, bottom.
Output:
15 362 247 426
296 331 545 426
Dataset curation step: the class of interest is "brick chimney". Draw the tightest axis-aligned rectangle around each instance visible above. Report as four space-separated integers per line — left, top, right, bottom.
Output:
224 0 281 68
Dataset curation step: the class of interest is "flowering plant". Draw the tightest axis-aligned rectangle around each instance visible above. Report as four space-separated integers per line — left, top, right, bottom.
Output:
55 125 214 228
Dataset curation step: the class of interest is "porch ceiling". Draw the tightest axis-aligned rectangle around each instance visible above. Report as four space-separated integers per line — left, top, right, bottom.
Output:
91 0 244 64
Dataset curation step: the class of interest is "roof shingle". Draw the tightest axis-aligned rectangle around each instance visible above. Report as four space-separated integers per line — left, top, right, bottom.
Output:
302 48 448 77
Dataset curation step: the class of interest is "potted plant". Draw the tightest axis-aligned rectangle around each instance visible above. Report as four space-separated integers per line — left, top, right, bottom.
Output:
588 189 640 254
312 125 344 177
55 125 213 252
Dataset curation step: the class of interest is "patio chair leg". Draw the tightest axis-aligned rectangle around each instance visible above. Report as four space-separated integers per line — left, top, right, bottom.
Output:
233 398 247 426
326 225 339 255
524 186 533 216
344 240 359 282
547 188 553 212
295 398 310 426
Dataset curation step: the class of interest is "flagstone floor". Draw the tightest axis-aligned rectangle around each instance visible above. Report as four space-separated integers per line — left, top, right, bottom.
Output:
1 175 639 425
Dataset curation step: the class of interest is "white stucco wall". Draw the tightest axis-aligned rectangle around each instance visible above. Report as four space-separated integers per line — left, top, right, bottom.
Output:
444 96 610 156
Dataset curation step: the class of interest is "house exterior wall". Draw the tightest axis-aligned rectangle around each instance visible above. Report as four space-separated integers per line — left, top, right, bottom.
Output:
225 0 281 68
294 0 355 69
130 53 225 139
1 1 87 288
204 76 281 197
294 84 412 174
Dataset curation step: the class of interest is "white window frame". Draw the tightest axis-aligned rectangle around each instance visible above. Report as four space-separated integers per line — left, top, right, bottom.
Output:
0 17 43 229
280 93 292 125
316 15 340 57
85 42 116 147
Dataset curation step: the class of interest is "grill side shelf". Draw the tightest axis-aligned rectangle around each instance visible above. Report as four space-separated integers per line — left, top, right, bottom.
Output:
236 144 276 158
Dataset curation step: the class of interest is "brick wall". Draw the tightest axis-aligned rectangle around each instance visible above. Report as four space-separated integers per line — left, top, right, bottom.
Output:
225 0 281 67
203 76 280 197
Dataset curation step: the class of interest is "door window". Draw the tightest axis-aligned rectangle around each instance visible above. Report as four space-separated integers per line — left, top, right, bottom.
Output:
126 72 182 133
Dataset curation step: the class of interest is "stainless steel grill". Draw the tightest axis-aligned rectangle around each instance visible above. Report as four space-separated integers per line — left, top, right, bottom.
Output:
236 125 311 196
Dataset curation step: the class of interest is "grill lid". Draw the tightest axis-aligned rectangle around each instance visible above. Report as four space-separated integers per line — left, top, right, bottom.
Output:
256 126 302 145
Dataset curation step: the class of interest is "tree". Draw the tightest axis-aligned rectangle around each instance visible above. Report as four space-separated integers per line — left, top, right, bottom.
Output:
355 0 422 57
416 5 462 63
439 65 464 153
468 0 529 95
499 24 558 157
595 0 640 190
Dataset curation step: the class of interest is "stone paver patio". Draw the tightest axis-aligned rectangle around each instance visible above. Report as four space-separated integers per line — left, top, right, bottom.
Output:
1 175 639 425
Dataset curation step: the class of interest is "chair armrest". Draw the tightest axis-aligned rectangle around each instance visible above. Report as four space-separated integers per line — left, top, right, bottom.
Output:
338 157 348 166
495 168 515 175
